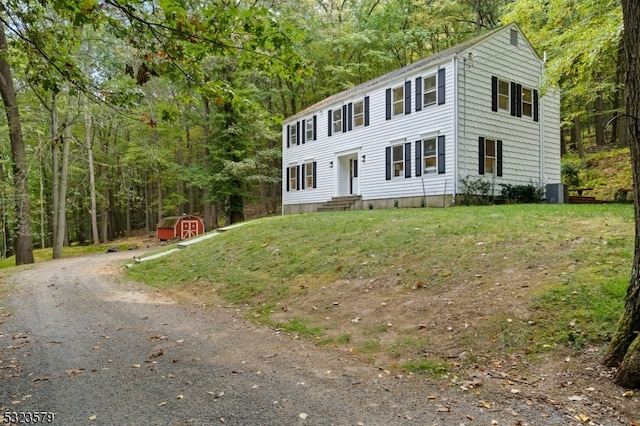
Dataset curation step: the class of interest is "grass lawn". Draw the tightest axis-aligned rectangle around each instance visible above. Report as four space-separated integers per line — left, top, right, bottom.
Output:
126 203 634 375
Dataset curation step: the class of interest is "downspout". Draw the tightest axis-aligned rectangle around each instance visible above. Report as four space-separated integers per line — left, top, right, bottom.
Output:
453 55 460 203
539 52 546 189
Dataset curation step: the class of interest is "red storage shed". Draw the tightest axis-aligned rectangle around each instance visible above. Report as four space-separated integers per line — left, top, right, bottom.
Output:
157 215 205 241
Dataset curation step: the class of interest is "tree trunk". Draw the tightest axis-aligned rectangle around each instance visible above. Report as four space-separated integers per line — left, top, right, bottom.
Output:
603 0 640 388
52 98 72 258
85 101 100 245
0 23 34 265
571 116 585 158
595 93 605 146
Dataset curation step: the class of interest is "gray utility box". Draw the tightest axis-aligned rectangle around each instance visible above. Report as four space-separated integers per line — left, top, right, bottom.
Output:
546 183 568 204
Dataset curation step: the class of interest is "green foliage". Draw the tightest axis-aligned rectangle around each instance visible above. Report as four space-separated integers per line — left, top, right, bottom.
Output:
399 358 449 377
561 158 583 187
458 176 493 205
500 183 544 203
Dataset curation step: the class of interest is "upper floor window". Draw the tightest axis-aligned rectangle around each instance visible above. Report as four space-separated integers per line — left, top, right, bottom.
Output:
353 100 364 127
305 118 314 141
423 75 437 107
332 107 343 134
498 79 509 112
522 87 533 117
392 86 404 116
289 123 298 146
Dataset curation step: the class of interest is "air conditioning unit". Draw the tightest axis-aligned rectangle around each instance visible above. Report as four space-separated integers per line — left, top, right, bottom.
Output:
546 183 567 204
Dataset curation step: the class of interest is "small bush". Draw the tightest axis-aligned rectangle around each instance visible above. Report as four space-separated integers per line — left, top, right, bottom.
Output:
501 184 544 204
459 177 493 205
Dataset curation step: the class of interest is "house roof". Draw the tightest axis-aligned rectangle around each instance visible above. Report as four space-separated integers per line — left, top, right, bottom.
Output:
286 22 536 122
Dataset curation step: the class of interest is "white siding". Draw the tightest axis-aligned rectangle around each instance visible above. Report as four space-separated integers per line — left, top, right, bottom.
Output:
282 23 561 210
283 60 457 207
456 26 550 194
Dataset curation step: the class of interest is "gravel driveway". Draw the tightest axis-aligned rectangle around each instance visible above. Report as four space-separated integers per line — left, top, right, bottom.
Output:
0 251 570 425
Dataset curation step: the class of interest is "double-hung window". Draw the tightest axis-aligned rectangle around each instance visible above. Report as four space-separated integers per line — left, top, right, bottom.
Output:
288 165 298 191
353 100 364 127
478 137 502 177
422 138 437 174
332 108 343 134
392 145 404 177
305 162 314 189
498 79 510 112
305 118 314 141
392 86 404 116
522 87 533 117
423 75 437 107
484 139 496 175
289 123 298 146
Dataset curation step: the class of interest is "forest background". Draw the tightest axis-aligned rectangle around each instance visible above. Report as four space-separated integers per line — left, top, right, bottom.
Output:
0 0 624 261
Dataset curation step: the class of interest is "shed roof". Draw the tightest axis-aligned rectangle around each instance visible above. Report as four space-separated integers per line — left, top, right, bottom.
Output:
286 23 537 122
157 216 201 228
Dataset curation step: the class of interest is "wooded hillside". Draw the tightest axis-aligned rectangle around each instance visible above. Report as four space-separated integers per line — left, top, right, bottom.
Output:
0 0 625 261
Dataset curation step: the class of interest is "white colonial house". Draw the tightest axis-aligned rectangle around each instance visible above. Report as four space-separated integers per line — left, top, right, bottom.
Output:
282 23 561 214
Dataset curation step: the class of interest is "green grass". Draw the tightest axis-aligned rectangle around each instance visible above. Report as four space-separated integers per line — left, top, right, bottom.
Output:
124 204 633 367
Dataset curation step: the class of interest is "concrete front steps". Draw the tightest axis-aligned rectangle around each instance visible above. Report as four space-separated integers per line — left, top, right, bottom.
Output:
317 195 362 212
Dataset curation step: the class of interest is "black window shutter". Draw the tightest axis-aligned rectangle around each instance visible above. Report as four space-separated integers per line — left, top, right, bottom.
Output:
438 135 446 174
385 89 392 120
296 165 300 190
301 163 306 189
313 115 317 140
347 102 353 131
516 84 522 117
510 82 517 116
415 77 423 111
286 124 290 148
404 81 411 114
312 162 317 188
438 68 446 105
364 96 370 126
497 140 503 177
533 90 539 122
327 110 332 136
415 140 422 177
301 119 306 144
286 167 290 191
491 76 498 112
296 121 301 145
385 147 391 180
342 105 347 133
353 158 358 178
479 137 485 175
404 142 411 178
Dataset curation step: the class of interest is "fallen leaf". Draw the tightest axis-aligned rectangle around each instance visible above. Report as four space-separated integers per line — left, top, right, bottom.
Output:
623 390 634 398
149 349 164 359
299 413 308 419
480 401 491 409
176 394 184 400
89 415 97 421
436 405 450 412
64 368 84 376
132 364 141 368
576 413 589 422
158 402 167 407
568 395 583 401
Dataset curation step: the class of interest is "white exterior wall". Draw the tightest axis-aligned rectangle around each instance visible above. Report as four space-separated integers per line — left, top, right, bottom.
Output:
455 26 552 194
282 24 562 212
282 60 457 208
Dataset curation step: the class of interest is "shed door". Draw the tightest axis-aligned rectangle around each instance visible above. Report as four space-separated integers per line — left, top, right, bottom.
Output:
180 219 199 239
